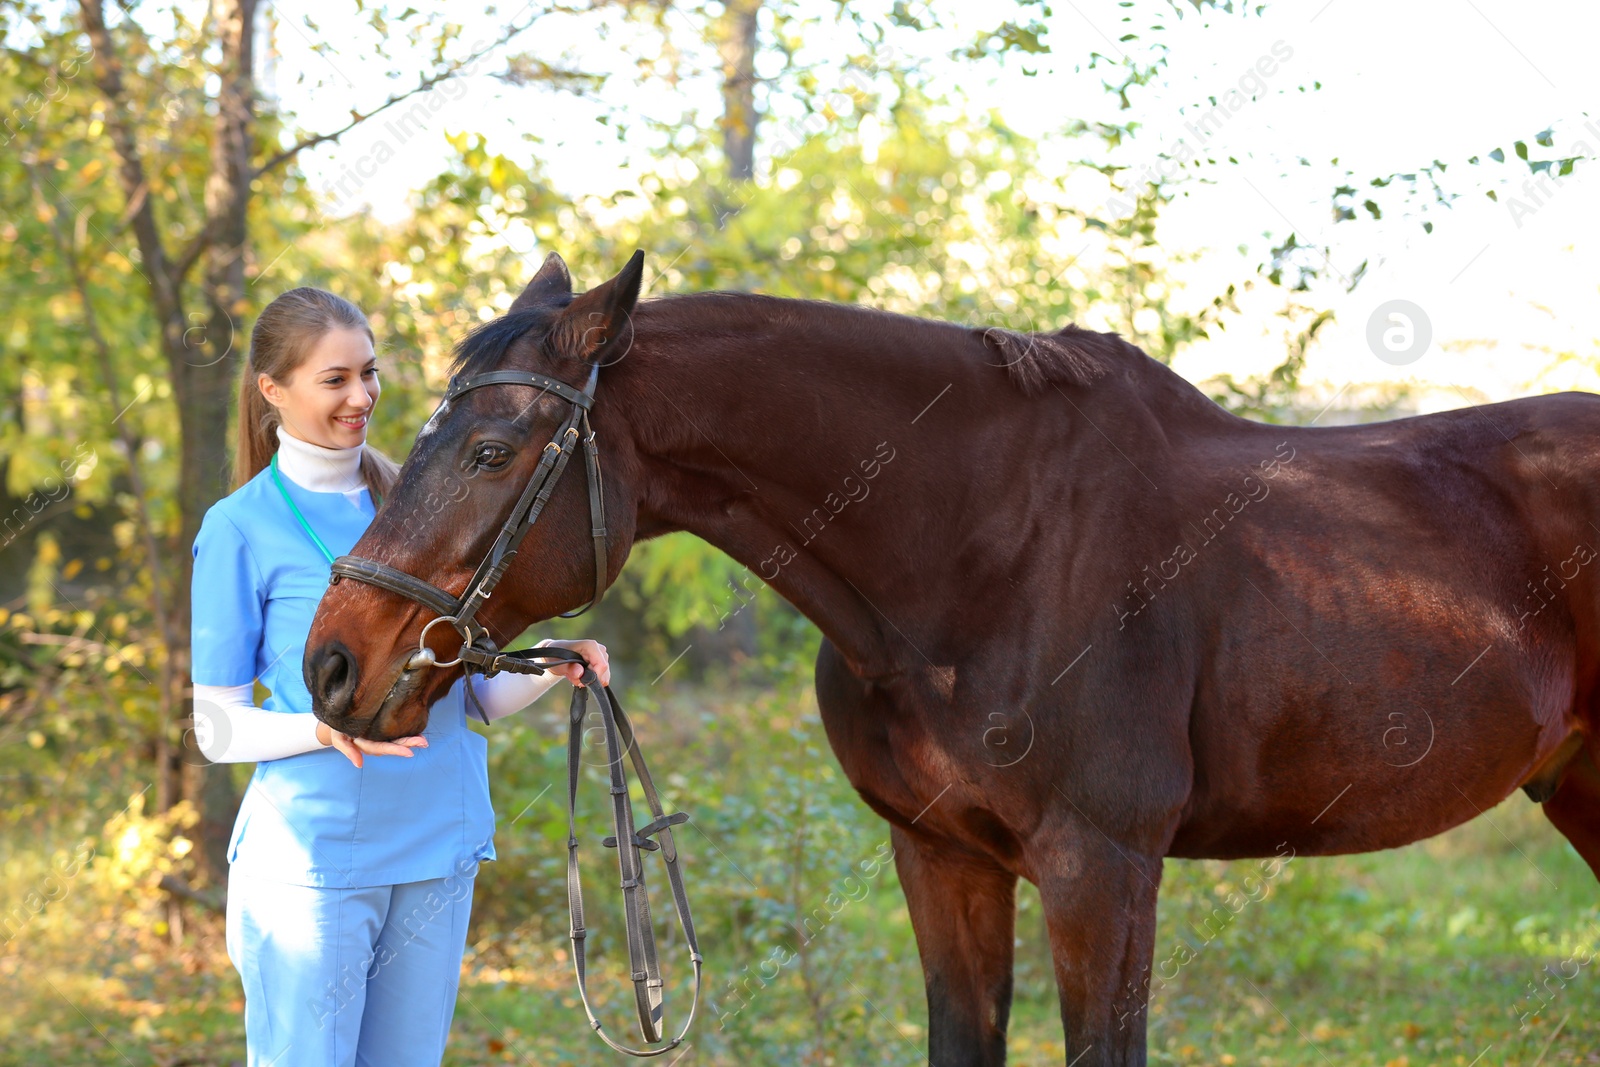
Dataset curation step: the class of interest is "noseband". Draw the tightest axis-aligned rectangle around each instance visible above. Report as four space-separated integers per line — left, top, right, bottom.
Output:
325 360 702 1056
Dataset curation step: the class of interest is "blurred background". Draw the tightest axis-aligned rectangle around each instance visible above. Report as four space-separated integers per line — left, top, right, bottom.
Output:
2 0 1598 1063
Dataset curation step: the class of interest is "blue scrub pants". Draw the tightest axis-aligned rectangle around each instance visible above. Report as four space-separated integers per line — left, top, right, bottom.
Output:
225 865 476 1066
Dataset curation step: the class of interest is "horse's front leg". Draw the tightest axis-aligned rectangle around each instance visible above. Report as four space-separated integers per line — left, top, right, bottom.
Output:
1034 825 1164 1067
892 824 1019 1067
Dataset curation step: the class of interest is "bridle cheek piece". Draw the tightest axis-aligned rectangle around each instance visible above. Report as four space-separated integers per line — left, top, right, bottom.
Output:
326 361 702 1057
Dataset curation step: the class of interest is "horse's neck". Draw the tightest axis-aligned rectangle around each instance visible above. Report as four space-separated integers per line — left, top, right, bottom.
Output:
607 307 940 670
612 297 1213 676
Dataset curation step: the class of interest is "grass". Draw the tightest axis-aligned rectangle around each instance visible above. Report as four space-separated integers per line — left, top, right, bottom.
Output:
2 676 1597 1066
1007 799 1600 1067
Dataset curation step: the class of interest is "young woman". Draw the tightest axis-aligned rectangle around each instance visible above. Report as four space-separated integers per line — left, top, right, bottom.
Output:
189 287 609 1066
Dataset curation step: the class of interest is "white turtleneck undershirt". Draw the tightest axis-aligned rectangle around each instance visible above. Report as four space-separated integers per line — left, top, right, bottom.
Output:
192 427 564 764
272 422 368 494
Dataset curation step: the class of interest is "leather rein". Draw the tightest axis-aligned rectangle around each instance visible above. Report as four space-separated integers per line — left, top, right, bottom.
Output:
326 363 702 1056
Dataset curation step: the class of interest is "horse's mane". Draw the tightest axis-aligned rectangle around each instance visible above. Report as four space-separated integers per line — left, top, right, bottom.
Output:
450 289 1130 394
979 321 1128 395
448 306 554 379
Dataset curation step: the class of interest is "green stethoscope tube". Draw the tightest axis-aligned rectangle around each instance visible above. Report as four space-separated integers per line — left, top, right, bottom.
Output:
270 453 337 565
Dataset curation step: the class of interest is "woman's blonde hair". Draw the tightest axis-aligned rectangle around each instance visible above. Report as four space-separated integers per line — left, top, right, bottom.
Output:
235 287 401 500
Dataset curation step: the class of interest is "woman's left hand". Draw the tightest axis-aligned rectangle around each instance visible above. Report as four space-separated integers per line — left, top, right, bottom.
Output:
540 639 611 688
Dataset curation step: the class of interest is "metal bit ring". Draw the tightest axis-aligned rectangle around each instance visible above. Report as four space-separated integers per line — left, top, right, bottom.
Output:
414 614 472 669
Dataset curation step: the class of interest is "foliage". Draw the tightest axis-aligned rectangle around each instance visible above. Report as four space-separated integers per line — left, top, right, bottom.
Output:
8 1 1575 1063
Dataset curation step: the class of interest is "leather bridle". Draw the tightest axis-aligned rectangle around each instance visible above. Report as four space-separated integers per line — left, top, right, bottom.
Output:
329 360 610 671
324 360 702 1056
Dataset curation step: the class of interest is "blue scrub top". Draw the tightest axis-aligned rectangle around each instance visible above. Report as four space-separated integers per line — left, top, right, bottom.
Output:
191 464 496 888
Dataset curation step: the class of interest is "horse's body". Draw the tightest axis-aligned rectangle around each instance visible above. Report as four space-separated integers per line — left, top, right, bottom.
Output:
306 254 1600 1066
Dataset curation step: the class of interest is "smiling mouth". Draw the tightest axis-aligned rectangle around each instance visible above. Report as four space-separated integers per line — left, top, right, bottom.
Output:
334 413 370 430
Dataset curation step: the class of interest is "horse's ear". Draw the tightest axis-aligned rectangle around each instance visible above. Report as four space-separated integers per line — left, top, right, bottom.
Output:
510 252 574 311
549 250 645 363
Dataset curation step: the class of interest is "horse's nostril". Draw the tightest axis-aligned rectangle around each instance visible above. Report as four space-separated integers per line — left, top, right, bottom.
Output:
308 640 360 719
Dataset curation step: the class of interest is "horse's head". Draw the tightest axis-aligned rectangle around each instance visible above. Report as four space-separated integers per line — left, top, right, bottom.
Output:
304 251 644 740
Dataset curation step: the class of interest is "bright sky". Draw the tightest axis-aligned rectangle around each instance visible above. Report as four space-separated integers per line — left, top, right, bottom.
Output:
272 0 1600 415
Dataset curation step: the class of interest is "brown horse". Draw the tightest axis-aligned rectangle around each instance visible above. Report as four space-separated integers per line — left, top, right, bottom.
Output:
305 252 1600 1066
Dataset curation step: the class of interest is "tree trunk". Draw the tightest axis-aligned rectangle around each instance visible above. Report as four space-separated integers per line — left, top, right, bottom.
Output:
177 0 258 888
82 0 248 887
717 0 761 182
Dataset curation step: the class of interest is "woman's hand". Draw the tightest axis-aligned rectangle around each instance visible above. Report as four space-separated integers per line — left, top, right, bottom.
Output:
539 638 611 688
315 721 428 769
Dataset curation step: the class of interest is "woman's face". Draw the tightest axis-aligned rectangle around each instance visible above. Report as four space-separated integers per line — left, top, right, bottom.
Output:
261 327 380 450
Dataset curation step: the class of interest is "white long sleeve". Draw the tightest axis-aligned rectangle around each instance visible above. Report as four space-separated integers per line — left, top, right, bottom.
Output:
194 643 569 763
192 683 327 763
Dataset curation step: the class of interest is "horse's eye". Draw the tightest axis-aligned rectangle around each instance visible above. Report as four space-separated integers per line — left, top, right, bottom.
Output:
473 443 511 471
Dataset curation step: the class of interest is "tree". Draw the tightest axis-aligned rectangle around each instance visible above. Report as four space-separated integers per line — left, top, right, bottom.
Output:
4 0 615 885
